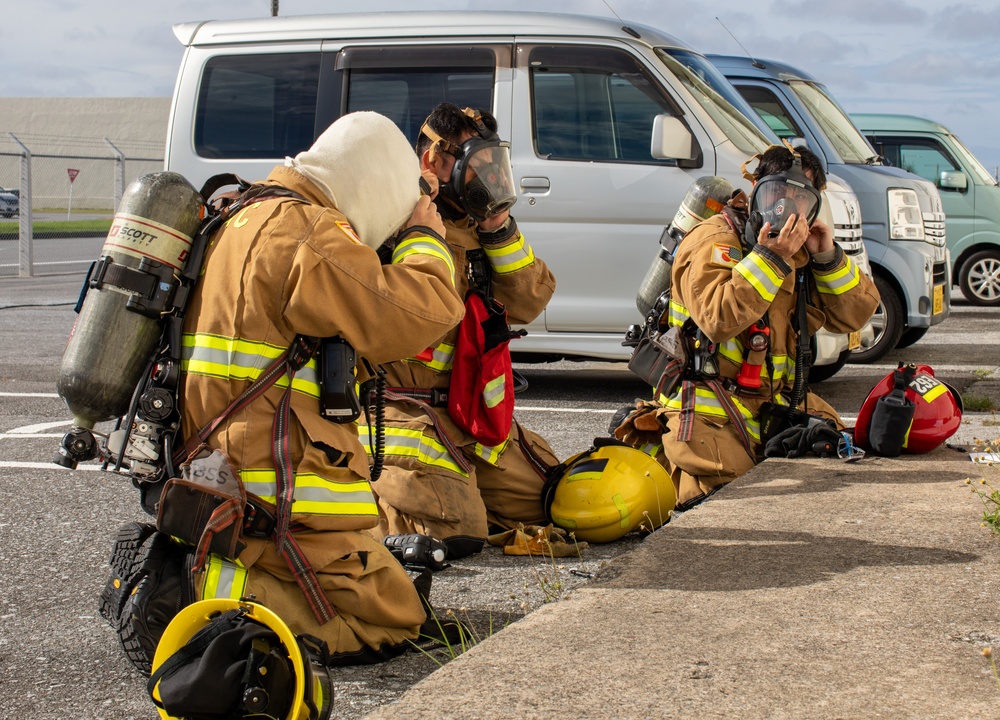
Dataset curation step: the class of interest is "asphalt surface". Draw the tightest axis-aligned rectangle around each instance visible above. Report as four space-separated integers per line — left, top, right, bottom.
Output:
1 273 998 718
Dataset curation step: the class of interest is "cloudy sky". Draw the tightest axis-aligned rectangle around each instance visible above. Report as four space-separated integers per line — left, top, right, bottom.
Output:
5 0 999 174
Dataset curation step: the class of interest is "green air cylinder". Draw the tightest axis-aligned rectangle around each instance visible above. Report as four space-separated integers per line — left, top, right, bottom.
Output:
56 172 205 429
636 175 734 316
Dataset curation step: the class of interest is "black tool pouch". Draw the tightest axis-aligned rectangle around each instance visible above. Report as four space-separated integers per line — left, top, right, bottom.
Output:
627 325 689 398
156 445 249 564
867 394 916 457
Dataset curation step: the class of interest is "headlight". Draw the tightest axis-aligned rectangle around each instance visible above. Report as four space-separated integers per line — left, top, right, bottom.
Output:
887 188 925 241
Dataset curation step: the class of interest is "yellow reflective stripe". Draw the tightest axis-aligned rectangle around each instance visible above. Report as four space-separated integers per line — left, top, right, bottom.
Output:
181 333 320 398
393 234 456 284
240 469 378 517
613 493 630 529
814 258 861 295
407 340 455 372
718 338 742 366
472 439 508 465
734 252 783 302
483 233 534 274
667 300 690 328
921 382 947 403
639 442 662 456
358 425 470 477
659 386 761 442
201 556 248 601
482 374 506 409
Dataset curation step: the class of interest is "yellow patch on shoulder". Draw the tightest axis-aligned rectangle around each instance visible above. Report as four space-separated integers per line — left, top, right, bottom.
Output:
335 221 361 244
711 243 742 268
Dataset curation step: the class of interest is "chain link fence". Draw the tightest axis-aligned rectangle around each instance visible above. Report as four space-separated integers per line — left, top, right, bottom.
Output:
0 133 162 277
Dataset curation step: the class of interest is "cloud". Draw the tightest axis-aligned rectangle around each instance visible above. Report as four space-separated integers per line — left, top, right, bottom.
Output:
932 4 1000 42
771 0 928 24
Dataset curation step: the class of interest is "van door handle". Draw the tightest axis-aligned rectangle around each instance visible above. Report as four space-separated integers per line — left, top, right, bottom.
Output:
520 177 550 194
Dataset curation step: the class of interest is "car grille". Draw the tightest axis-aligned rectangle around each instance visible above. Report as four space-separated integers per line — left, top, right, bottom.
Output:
923 211 946 247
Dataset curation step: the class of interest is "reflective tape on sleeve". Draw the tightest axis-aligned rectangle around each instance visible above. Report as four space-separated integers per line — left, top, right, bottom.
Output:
393 234 456 283
482 233 535 274
734 252 784 302
813 257 861 295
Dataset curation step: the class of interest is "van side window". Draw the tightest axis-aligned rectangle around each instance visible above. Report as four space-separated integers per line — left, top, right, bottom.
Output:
734 85 804 140
527 45 680 163
338 47 498 146
195 53 320 159
875 138 960 189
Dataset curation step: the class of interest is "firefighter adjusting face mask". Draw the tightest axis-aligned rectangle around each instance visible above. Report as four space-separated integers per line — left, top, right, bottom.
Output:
421 111 516 222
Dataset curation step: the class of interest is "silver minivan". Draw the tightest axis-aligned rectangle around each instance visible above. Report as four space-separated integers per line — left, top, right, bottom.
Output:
165 11 870 374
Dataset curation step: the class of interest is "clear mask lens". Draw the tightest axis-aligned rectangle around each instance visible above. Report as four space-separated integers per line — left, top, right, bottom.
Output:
752 175 821 236
453 140 516 221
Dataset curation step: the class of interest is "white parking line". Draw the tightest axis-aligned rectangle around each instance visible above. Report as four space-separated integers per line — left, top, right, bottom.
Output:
0 391 60 398
6 420 72 433
0 460 100 471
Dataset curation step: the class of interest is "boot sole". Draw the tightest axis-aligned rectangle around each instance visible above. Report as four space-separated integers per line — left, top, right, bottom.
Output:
97 522 156 627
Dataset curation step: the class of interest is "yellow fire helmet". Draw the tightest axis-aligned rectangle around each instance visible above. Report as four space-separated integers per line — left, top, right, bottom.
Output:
148 598 334 720
544 441 676 543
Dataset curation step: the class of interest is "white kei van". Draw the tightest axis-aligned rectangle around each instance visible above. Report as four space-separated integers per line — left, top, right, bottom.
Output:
165 11 871 376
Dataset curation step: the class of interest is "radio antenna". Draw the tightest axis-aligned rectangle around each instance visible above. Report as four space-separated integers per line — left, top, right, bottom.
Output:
716 16 765 69
602 0 641 39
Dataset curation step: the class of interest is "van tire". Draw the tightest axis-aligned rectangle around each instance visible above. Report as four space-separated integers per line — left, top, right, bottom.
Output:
958 249 1000 306
808 349 850 383
896 326 928 349
849 275 904 364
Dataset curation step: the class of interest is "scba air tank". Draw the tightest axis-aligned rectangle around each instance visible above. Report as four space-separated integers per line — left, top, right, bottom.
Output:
56 172 205 434
635 176 734 316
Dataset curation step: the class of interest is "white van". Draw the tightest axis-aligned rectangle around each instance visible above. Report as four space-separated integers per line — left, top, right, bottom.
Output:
166 11 870 374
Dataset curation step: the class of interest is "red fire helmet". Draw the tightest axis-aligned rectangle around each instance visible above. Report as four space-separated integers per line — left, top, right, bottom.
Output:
854 363 963 454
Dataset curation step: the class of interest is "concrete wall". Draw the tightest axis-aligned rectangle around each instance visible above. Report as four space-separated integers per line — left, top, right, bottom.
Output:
0 98 170 210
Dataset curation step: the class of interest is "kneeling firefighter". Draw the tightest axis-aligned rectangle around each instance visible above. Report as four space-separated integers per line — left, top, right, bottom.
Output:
82 111 466 683
615 144 880 509
171 111 465 665
358 103 560 560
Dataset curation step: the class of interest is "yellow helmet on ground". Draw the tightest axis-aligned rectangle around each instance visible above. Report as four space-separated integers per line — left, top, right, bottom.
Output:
149 598 334 720
544 440 676 543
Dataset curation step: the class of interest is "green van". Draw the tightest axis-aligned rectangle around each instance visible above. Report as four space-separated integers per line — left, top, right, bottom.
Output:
853 113 1000 306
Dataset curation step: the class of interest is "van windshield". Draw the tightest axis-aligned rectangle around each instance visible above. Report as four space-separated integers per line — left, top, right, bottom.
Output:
948 132 998 186
656 49 770 155
788 81 878 165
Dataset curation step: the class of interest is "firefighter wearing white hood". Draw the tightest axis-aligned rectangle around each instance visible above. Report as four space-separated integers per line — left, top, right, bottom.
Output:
175 111 465 663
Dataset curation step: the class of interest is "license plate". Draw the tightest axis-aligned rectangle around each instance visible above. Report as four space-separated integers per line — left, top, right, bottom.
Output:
933 284 944 315
848 330 861 350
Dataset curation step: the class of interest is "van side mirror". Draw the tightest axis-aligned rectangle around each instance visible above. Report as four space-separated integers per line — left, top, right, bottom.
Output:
651 115 696 163
939 170 967 191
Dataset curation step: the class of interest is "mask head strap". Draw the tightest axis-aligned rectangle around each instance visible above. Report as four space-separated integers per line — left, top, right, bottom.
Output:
419 120 462 162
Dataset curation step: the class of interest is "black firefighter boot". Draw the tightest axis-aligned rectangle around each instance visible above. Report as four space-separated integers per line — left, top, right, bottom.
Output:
117 531 194 676
98 522 157 628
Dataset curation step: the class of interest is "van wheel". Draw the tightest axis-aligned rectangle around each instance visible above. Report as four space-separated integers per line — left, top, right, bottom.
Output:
849 275 904 364
896 326 928 349
808 349 850 383
959 249 1000 306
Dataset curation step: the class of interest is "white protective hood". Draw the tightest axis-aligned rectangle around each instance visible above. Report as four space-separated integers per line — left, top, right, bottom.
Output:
287 111 420 249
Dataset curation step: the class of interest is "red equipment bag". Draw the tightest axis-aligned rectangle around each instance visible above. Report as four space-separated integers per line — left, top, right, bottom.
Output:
448 290 517 446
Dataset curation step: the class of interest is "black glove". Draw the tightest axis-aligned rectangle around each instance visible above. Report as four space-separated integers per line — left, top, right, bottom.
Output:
764 417 841 459
477 216 518 245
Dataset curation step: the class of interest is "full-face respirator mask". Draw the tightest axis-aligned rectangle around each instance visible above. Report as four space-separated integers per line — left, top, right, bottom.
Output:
743 148 823 248
421 109 516 222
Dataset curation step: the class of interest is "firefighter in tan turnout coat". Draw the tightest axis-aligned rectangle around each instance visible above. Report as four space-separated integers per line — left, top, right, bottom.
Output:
360 103 559 559
616 145 879 510
179 112 465 663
